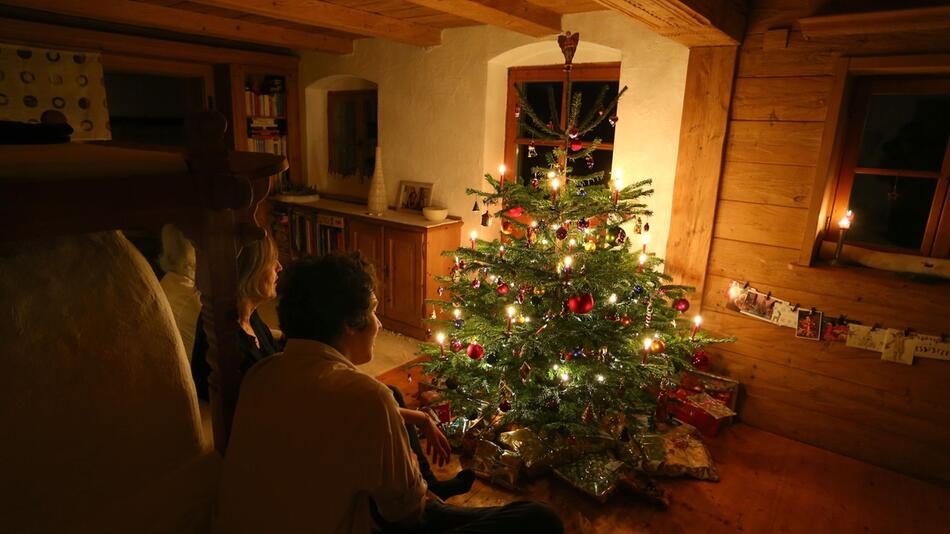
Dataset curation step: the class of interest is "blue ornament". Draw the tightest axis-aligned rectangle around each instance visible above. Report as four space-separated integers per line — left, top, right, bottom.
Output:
454 319 464 329
577 188 588 197
631 285 644 298
572 347 584 359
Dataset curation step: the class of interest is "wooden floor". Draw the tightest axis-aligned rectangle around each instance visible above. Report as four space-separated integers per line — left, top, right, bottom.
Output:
379 364 950 533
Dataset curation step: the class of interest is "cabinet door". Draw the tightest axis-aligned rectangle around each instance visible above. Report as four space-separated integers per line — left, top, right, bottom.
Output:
347 218 385 314
383 227 425 328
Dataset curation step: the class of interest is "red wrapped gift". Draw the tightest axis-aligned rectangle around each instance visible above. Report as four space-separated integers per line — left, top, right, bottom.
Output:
677 369 740 411
667 392 735 437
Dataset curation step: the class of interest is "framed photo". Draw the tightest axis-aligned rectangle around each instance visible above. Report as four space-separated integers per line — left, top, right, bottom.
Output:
397 180 434 211
795 309 822 341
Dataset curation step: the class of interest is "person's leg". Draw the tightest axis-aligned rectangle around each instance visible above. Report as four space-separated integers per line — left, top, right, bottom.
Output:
385 385 475 501
420 500 564 534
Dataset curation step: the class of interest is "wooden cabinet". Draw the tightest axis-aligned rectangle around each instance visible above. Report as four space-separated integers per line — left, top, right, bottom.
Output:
274 198 461 338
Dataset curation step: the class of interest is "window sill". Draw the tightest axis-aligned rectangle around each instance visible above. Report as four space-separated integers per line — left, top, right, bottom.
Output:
807 240 950 282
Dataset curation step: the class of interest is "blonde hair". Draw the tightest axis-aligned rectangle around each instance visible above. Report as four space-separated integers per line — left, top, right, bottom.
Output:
237 236 278 303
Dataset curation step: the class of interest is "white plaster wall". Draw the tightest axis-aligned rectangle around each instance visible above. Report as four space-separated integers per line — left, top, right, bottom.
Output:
300 11 688 255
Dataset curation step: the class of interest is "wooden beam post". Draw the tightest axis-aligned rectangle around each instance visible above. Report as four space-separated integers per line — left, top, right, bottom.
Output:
664 45 737 308
595 0 746 47
1 0 353 53
190 0 442 47
405 0 561 37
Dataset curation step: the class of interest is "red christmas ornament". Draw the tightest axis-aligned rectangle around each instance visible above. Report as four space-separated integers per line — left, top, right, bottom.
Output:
501 220 514 235
568 127 579 139
619 314 631 326
497 282 510 296
471 278 481 289
450 338 463 352
555 227 568 240
692 349 710 370
567 293 595 314
467 342 485 360
507 206 524 217
570 140 583 151
499 399 512 412
673 298 690 312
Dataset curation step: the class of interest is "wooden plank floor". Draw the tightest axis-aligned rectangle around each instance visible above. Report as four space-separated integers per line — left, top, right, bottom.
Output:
379 363 950 533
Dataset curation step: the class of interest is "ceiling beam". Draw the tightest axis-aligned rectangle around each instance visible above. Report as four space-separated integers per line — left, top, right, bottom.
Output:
798 6 950 38
0 0 353 53
190 0 442 47
405 0 561 37
595 0 745 47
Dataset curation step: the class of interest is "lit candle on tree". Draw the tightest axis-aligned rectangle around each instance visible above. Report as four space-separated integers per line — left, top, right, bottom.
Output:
470 230 478 250
690 315 702 340
638 252 647 272
551 176 560 203
507 305 516 332
563 255 573 279
499 163 506 190
641 228 650 253
436 332 446 357
568 238 576 252
642 336 653 364
499 245 506 259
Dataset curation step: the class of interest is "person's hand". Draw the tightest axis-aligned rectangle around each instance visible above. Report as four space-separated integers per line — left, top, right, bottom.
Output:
418 413 451 467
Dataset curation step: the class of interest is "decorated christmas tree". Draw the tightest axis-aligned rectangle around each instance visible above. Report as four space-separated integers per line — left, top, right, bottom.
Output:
418 32 729 438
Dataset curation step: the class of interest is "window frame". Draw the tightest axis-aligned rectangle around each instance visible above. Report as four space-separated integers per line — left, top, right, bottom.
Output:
828 75 950 257
800 54 950 266
503 62 621 185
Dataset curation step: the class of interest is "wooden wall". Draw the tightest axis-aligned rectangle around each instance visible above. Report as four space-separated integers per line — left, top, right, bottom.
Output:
702 0 950 484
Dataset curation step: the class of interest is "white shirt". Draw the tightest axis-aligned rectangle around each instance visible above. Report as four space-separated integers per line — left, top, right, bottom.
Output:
159 272 201 360
214 339 427 534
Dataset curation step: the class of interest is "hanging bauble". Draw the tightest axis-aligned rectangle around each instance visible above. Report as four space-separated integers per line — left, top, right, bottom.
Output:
649 338 666 354
528 142 537 158
530 178 540 189
457 260 466 270
533 286 546 295
563 350 572 362
516 288 526 304
577 218 590 230
616 229 626 244
499 399 512 412
577 188 588 197
606 227 620 242
583 240 597 252
471 200 480 212
632 284 644 295
555 227 568 240
585 154 595 170
514 103 521 119
454 319 464 329
437 286 444 296
530 294 543 306
471 278 481 289
507 206 524 218
481 210 491 227
546 120 554 130
608 114 619 127
568 127 579 139
501 220 514 235
619 314 632 326
673 298 690 312
582 404 595 424
567 293 595 314
497 282 510 296
519 362 531 383
450 338 463 352
572 347 584 359
446 377 459 390
692 349 710 370
570 140 583 151
644 222 650 232
467 342 485 360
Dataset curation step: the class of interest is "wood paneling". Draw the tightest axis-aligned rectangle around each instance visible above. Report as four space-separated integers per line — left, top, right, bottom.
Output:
664 46 737 306
799 5 950 38
731 76 831 121
712 200 807 249
384 227 425 328
719 161 813 208
725 120 824 166
405 0 561 37
595 0 746 47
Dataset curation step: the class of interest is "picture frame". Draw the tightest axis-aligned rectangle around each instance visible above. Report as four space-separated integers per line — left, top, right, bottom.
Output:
396 180 434 212
795 309 823 341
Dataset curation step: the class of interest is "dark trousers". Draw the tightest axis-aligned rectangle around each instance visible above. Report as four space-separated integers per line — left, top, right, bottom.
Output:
379 386 565 534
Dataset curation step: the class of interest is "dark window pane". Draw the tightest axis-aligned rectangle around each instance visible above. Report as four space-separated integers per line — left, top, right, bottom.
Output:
845 173 937 250
517 81 563 138
857 93 950 172
105 71 204 147
569 81 619 144
515 144 614 186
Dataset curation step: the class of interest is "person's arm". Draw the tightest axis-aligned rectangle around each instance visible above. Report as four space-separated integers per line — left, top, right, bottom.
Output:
398 407 450 467
368 388 428 526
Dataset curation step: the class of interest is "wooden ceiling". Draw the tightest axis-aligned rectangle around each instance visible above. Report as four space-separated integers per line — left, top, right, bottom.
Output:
0 0 745 53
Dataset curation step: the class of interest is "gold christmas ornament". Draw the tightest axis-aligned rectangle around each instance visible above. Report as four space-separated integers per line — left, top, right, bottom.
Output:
649 338 666 354
520 362 532 383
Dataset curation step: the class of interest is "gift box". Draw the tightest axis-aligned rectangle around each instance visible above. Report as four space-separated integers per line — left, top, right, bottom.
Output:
471 439 522 490
621 422 719 481
678 369 740 411
553 452 626 503
666 391 735 437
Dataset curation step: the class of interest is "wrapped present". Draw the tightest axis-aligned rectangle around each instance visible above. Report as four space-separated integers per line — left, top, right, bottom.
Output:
461 412 504 456
678 369 739 410
471 439 522 490
499 425 614 477
499 428 552 477
667 391 736 436
622 423 719 481
441 416 477 451
553 452 626 503
428 402 453 423
618 470 668 509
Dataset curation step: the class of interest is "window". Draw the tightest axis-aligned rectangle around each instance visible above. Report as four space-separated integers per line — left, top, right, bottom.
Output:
830 75 950 258
327 89 377 181
504 63 620 186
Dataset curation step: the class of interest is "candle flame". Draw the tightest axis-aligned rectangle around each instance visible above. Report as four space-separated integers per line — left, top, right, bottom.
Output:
498 164 506 176
507 305 516 318
436 332 445 344
694 315 702 327
551 178 560 191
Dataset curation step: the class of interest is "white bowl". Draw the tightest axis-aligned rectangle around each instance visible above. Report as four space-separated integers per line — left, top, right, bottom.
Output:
422 206 448 222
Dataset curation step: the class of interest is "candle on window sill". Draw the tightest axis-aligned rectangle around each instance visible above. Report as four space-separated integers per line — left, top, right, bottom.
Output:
832 210 853 266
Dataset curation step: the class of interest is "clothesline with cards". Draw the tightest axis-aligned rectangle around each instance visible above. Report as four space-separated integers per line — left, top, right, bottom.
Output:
725 280 950 366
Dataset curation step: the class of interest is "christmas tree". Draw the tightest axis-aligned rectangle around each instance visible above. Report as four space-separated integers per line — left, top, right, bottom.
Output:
419 32 728 432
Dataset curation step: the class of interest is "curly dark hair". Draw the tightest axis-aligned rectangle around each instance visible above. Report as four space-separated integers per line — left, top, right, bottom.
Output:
277 253 376 344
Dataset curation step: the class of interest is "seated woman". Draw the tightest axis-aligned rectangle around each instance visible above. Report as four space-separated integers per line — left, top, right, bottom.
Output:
193 237 473 500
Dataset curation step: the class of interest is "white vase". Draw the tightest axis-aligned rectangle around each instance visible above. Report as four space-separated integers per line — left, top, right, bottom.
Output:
366 146 387 214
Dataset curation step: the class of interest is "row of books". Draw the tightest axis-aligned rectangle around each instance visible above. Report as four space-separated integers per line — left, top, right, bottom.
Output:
246 134 288 156
278 210 347 259
244 89 286 118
